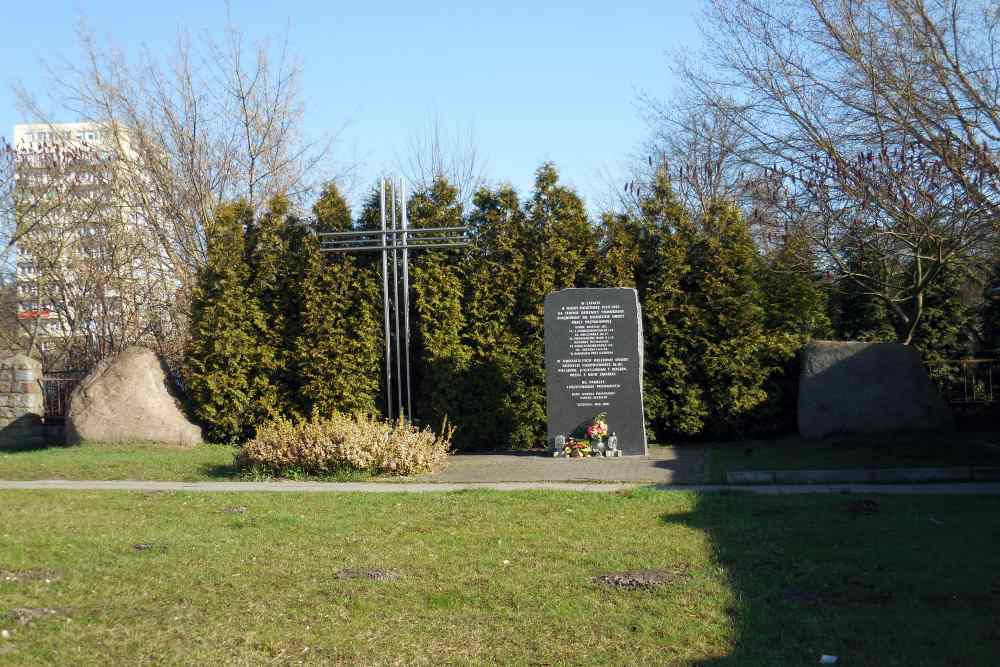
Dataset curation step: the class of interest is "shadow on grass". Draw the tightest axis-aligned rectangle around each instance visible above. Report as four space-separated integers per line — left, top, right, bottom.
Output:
661 492 1000 666
199 463 242 479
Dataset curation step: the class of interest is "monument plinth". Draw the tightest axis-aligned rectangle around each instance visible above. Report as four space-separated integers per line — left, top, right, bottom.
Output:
544 288 647 456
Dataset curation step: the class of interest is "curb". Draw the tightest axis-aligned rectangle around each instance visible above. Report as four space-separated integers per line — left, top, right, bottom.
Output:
727 466 1000 485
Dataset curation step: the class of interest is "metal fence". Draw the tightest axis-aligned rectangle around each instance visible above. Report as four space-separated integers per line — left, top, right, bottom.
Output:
41 370 87 420
925 358 997 404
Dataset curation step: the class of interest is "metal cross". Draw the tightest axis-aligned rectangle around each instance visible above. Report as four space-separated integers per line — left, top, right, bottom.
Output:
318 177 468 421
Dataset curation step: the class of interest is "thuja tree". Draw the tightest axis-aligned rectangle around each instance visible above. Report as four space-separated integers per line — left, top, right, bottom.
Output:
829 243 897 342
910 257 974 389
755 228 833 432
984 258 1000 355
601 174 789 439
294 183 382 416
512 164 599 447
459 184 532 449
627 169 706 438
243 195 290 417
761 229 832 341
683 201 781 434
183 202 276 442
408 177 471 429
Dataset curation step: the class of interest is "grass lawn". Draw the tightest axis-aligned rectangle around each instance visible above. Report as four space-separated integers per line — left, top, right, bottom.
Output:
0 489 998 665
707 431 1000 483
0 443 241 482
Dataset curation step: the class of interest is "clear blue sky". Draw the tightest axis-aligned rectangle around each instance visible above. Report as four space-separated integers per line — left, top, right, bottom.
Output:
0 0 700 213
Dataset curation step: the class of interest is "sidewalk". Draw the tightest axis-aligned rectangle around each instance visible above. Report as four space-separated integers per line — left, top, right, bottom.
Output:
2 479 999 494
410 445 708 484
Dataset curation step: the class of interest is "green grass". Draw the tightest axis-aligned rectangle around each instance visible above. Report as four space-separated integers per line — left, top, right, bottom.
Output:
0 443 377 483
708 432 1000 483
0 442 240 482
0 489 998 665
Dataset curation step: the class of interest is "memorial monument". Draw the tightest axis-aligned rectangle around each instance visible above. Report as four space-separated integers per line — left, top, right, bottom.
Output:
544 287 647 456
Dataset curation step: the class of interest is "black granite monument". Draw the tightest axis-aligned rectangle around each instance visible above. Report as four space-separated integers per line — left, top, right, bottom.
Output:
544 287 647 456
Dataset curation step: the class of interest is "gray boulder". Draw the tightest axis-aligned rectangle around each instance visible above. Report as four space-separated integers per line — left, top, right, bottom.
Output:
798 340 952 438
67 346 202 447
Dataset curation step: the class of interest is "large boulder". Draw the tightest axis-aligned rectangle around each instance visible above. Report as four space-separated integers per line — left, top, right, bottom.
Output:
67 346 202 447
798 340 952 438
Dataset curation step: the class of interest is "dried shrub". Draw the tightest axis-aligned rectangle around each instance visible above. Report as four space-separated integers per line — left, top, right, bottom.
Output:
236 413 452 477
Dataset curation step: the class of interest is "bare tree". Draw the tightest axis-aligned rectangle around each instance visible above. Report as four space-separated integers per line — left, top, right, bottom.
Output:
649 0 1000 341
9 15 342 366
400 114 487 205
14 15 338 299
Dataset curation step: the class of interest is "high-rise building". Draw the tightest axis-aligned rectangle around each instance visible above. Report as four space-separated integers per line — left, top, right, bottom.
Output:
11 122 170 364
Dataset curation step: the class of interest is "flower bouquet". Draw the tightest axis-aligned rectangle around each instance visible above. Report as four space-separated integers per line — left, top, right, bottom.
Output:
562 436 591 458
585 412 608 445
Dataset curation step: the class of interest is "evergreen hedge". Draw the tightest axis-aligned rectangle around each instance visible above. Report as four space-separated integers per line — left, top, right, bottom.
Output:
184 165 978 448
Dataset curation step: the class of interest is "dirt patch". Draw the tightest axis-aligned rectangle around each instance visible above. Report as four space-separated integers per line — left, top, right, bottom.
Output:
336 567 401 582
133 543 168 553
595 566 690 590
0 569 59 583
9 607 71 625
219 506 248 514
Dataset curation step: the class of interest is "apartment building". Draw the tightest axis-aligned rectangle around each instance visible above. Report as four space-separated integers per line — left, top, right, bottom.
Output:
12 122 170 363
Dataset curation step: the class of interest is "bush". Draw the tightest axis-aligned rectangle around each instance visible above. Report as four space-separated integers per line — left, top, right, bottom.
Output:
236 413 453 477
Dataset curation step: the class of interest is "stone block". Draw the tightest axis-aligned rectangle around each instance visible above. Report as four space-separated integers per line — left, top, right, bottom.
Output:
15 370 35 382
773 469 873 484
545 288 647 456
798 341 952 438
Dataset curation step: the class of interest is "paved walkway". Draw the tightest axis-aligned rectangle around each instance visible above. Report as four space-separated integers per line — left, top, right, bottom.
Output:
411 445 708 484
2 479 999 494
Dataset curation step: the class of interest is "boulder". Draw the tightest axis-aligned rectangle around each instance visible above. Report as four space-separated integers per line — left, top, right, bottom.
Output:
67 346 202 446
798 340 952 438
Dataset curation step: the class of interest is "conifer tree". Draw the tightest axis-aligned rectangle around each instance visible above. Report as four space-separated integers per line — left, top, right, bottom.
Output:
751 229 833 431
830 244 897 342
183 202 272 442
512 163 598 447
408 177 470 427
761 230 832 341
683 201 776 433
983 259 1000 355
242 195 287 418
594 211 656 290
633 169 706 438
911 258 973 388
294 183 382 416
460 184 532 448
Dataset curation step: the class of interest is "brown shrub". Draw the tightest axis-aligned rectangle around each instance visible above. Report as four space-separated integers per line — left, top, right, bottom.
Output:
236 413 452 477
